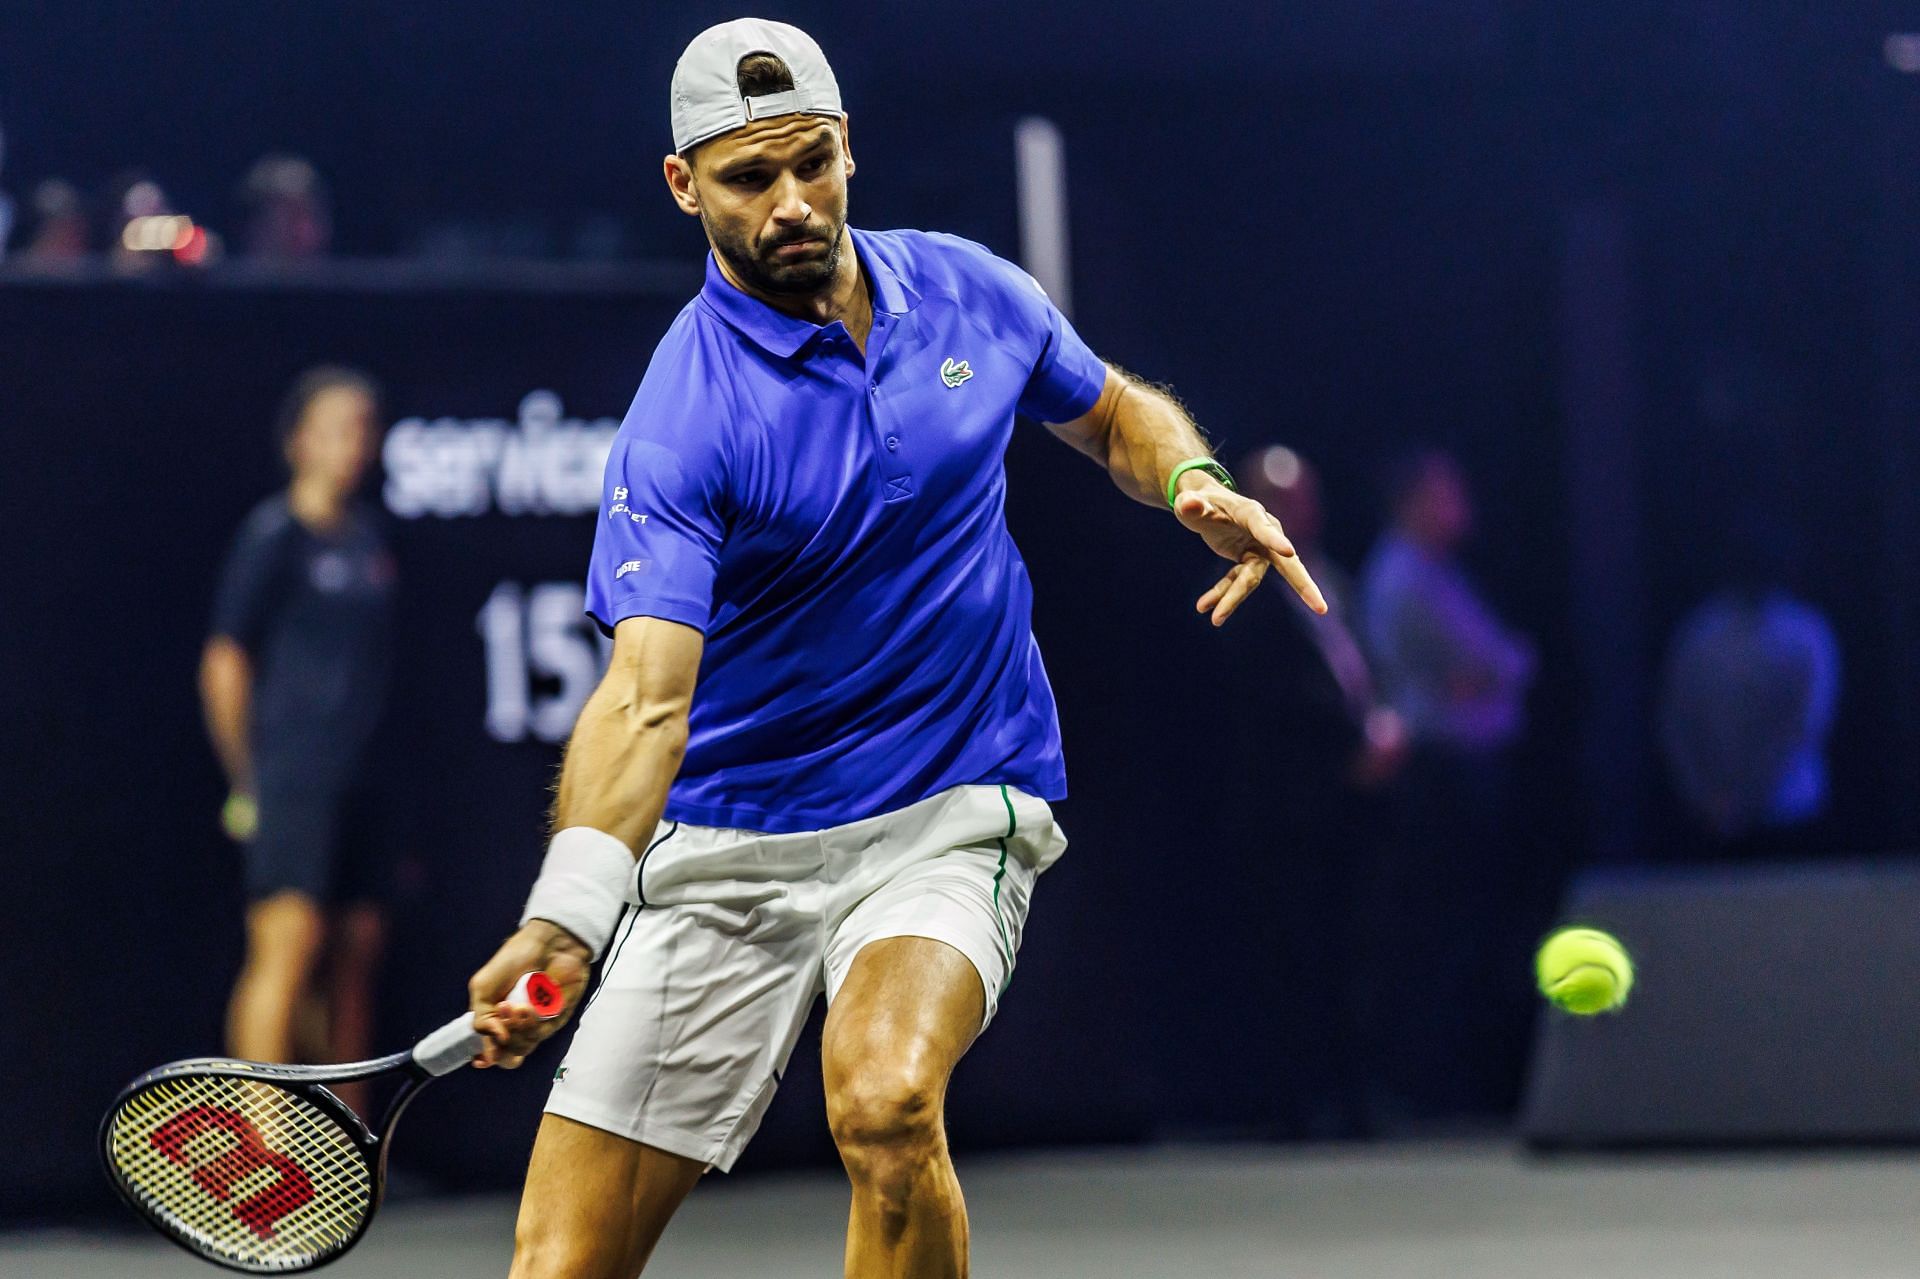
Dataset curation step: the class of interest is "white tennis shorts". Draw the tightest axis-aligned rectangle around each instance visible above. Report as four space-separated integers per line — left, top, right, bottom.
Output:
543 783 1066 1171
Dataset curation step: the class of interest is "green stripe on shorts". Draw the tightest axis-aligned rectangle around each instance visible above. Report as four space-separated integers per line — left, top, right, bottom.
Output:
991 785 1017 993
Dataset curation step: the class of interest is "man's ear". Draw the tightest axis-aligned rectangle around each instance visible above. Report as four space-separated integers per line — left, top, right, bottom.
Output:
663 153 701 217
839 117 855 180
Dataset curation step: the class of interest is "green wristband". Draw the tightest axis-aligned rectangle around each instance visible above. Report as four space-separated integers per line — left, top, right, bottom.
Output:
1165 457 1235 509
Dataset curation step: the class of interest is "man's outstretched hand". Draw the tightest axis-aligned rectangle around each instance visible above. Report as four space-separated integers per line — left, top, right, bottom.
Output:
1175 483 1328 625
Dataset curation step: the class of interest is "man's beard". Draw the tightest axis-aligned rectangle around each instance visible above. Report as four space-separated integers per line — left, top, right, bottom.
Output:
704 208 846 298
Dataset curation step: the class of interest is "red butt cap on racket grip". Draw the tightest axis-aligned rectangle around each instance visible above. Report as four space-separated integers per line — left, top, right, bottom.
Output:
413 970 566 1077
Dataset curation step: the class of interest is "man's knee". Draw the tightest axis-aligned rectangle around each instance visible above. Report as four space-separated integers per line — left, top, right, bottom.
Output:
242 893 325 979
827 1054 947 1188
510 1220 619 1279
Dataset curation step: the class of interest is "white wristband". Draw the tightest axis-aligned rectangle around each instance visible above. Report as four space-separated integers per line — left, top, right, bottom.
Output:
520 827 635 960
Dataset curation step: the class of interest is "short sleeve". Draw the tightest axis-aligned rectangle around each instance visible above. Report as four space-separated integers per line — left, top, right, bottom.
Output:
1015 280 1108 424
584 414 731 637
209 512 289 652
944 237 1107 424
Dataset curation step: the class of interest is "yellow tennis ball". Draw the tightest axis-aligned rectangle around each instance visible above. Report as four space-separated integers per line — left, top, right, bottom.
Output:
1535 926 1633 1014
221 791 259 843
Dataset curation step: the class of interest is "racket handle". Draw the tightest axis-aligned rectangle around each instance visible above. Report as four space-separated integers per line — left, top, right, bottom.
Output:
411 970 568 1077
413 1015 488 1077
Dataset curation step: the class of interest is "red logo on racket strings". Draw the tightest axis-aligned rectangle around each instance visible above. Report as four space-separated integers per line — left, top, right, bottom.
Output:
150 1106 315 1239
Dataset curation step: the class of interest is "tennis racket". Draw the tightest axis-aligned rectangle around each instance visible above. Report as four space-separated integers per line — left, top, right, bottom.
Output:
100 970 564 1273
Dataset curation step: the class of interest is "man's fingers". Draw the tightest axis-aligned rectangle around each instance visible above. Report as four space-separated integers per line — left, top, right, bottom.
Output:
1273 551 1328 614
475 1002 557 1070
1196 567 1238 613
468 946 535 1015
471 1010 508 1067
1209 559 1268 626
1250 508 1297 559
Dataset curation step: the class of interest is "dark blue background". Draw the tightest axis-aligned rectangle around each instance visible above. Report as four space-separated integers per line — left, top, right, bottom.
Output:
4 0 1919 1217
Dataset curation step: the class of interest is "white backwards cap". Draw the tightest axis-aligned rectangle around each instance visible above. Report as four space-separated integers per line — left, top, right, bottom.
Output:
670 18 845 154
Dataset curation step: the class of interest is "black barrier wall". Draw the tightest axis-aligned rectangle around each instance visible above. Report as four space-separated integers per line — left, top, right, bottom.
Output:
1524 859 1920 1145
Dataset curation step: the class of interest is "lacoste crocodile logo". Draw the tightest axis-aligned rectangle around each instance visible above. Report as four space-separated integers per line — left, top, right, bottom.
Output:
940 357 974 389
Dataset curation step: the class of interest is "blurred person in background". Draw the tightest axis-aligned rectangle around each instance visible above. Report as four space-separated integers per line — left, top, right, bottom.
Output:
1659 522 1839 858
1358 448 1537 1121
200 368 397 1102
103 169 222 268
21 179 90 261
1362 450 1535 753
240 153 332 260
1203 445 1406 1136
106 171 161 269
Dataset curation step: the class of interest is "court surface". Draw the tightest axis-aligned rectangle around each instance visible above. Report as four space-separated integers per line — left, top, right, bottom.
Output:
13 1142 1919 1278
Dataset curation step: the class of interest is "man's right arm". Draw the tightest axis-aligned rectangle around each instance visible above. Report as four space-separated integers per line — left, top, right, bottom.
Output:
199 637 255 799
203 512 283 837
466 614 704 1068
548 616 703 847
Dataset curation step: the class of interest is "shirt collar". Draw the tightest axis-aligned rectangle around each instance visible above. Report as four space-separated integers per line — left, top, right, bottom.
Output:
697 227 921 360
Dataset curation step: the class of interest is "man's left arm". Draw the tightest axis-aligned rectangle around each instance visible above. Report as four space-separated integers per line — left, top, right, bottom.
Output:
1048 364 1327 625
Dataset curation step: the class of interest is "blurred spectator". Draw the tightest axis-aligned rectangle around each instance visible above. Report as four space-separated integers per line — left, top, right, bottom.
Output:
240 153 332 260
21 180 90 261
1202 446 1406 1137
0 121 14 258
1361 450 1535 751
1659 532 1840 854
201 368 397 1102
104 170 220 268
106 171 176 272
1357 448 1538 1121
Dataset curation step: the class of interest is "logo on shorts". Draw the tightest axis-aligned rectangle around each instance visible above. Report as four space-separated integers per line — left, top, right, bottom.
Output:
615 559 650 579
940 357 974 389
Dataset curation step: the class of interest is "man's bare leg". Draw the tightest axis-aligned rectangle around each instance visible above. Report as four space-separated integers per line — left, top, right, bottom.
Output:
326 902 385 1115
509 1114 705 1279
226 890 325 1062
823 937 985 1279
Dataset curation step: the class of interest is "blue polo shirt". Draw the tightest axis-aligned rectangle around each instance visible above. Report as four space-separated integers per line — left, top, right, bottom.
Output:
584 227 1108 833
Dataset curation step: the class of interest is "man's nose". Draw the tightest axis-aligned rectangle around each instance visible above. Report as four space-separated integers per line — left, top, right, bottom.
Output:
770 173 811 224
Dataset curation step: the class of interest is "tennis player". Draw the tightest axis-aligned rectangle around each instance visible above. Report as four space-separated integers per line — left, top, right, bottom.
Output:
465 19 1325 1279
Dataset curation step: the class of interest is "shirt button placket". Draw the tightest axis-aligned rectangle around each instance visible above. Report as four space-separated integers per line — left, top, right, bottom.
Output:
868 376 913 502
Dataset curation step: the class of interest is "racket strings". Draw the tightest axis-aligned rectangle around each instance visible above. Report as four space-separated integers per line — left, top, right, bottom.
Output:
106 1073 373 1270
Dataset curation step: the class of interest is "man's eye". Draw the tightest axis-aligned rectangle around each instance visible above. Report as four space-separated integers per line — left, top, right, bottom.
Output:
801 156 829 177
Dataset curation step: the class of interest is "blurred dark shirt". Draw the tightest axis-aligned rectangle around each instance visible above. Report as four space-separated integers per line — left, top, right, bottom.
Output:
211 496 396 789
